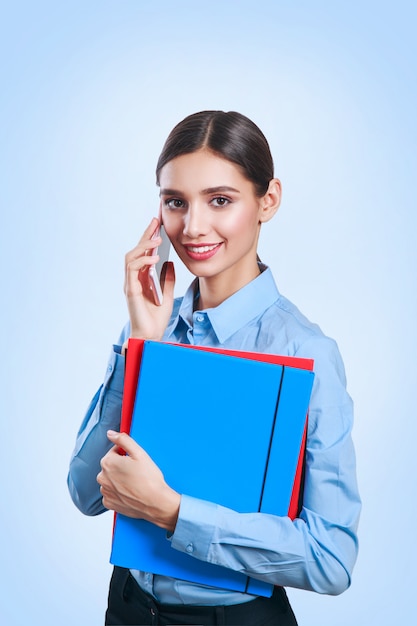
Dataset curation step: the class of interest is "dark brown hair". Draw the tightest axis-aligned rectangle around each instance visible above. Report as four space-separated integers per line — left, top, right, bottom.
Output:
156 111 274 197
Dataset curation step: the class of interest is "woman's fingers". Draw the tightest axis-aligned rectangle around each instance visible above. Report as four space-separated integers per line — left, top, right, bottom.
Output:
124 254 160 297
125 236 161 265
124 217 163 297
125 217 161 264
125 253 160 274
141 216 159 241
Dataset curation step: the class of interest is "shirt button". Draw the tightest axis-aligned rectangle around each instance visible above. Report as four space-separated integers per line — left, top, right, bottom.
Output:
107 364 113 372
186 543 194 553
196 315 204 323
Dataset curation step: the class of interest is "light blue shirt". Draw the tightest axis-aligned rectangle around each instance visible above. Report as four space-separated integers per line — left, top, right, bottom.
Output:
68 266 361 605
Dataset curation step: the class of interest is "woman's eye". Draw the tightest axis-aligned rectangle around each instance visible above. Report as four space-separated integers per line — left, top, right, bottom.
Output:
211 196 230 207
165 198 185 209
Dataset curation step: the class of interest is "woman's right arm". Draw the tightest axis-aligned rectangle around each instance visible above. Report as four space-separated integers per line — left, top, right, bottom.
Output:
67 325 130 516
68 218 175 516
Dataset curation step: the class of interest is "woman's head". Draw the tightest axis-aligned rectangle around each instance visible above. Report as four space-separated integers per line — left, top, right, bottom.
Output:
156 111 274 197
157 114 281 307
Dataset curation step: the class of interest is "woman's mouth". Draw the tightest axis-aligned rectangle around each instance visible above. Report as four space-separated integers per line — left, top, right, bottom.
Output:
183 243 222 261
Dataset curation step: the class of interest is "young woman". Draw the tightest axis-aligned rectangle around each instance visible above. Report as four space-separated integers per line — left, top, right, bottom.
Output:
68 111 361 626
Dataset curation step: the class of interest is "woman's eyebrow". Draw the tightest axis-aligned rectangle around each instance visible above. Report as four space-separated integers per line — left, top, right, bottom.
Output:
200 186 240 195
159 188 183 196
160 186 240 197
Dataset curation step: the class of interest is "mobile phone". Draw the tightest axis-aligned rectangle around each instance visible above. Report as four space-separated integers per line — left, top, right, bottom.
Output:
148 223 170 305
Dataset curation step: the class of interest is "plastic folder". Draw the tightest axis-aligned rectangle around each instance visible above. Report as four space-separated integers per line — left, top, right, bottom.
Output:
111 340 314 596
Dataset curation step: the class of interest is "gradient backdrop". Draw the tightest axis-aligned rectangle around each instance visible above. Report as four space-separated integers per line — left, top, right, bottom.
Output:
1 1 416 624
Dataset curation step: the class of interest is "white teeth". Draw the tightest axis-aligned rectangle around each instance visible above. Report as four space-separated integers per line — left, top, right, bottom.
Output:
188 244 219 253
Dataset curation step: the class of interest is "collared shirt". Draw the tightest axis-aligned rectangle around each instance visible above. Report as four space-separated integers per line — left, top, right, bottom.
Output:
68 266 361 605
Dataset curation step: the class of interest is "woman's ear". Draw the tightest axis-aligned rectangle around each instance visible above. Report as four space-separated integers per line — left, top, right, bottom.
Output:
259 178 282 223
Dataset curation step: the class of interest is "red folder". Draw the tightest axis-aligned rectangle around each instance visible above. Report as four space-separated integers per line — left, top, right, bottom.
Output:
120 339 313 520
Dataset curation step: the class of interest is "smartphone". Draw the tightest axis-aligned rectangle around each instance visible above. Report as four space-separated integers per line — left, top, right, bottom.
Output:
148 223 170 305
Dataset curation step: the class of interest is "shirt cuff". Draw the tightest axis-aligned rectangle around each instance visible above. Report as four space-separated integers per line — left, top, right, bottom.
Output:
170 494 218 562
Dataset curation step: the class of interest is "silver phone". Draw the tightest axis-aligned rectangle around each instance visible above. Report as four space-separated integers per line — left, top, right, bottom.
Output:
148 223 170 305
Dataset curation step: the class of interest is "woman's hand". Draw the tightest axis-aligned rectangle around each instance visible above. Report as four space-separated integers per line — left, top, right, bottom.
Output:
97 430 180 532
124 217 175 342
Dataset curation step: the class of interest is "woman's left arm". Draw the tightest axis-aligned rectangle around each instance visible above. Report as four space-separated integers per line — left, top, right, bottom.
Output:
168 335 361 595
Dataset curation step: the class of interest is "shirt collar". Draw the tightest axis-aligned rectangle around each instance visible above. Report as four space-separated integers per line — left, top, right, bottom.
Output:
166 265 280 344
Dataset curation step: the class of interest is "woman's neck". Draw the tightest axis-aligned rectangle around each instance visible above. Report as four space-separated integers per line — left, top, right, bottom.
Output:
196 260 261 310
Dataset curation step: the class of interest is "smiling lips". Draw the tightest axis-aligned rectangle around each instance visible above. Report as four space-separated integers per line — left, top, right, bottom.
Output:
183 243 223 260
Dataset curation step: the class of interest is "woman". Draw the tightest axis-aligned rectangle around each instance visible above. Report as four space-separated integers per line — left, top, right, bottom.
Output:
68 111 361 625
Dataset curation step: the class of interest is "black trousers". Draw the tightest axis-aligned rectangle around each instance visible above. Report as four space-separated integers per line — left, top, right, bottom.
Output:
105 566 298 626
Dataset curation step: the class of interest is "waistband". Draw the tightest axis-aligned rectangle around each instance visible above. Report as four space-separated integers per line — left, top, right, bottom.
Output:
115 567 296 625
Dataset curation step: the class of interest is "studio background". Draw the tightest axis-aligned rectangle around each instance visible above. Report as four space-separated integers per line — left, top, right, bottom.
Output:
1 1 415 624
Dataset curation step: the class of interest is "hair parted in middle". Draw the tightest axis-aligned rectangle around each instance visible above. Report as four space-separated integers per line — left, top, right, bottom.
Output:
156 111 274 197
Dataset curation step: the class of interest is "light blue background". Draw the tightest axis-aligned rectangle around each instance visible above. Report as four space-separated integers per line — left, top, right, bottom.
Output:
1 1 415 624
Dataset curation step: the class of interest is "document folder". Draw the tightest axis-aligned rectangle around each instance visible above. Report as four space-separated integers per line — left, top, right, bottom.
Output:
110 340 314 596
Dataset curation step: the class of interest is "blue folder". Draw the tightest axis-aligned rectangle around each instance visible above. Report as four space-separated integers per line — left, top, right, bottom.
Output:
110 341 314 596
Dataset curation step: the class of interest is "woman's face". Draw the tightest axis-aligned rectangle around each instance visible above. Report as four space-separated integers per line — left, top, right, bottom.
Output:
159 150 271 290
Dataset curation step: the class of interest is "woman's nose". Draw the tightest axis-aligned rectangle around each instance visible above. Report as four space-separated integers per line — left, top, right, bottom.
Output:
182 205 208 239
